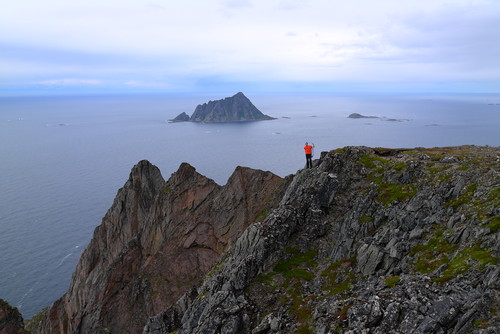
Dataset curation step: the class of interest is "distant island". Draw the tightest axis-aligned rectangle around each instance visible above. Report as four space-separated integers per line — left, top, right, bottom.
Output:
348 113 378 119
348 113 410 122
170 92 275 123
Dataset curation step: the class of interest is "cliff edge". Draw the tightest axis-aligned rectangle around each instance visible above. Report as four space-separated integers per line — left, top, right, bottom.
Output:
29 146 499 334
32 161 287 333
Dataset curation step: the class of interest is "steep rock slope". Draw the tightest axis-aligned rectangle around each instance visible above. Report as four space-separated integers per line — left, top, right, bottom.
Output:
189 92 275 122
34 161 287 334
144 146 500 334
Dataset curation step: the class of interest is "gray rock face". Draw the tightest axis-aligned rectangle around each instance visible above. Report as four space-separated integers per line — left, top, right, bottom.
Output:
173 92 275 123
26 145 500 334
143 145 500 334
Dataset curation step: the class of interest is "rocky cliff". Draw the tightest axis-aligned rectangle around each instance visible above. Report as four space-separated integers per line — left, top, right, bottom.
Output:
32 161 287 334
30 146 499 334
171 92 275 122
143 146 499 334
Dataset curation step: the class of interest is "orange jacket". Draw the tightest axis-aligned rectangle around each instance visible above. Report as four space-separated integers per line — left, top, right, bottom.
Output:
304 145 313 155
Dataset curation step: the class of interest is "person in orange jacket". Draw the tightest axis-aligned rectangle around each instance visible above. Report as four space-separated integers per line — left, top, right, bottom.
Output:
304 142 314 168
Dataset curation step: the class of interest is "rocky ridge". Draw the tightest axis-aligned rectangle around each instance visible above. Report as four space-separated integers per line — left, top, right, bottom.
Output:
32 161 287 333
144 146 499 334
28 145 499 333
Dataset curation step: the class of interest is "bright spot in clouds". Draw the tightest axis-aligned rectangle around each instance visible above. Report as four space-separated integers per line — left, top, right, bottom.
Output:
1 0 499 94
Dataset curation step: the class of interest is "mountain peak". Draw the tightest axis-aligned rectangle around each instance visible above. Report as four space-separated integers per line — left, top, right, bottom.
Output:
170 92 275 123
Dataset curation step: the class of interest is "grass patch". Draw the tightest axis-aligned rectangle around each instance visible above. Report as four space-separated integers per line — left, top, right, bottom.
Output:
385 276 401 288
394 162 408 172
448 184 478 209
255 209 269 221
482 216 500 234
332 148 346 154
357 154 417 206
271 248 318 332
321 258 356 296
253 253 357 333
358 154 389 170
472 319 489 329
433 244 499 283
377 183 417 206
295 324 313 334
273 248 318 280
411 229 459 275
359 215 373 224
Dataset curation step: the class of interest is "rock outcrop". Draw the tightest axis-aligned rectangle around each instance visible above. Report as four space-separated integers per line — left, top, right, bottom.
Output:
32 161 287 334
144 146 499 334
171 92 275 122
0 299 29 334
169 112 190 122
29 145 500 334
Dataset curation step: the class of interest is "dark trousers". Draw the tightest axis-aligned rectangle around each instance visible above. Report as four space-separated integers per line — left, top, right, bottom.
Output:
306 154 312 168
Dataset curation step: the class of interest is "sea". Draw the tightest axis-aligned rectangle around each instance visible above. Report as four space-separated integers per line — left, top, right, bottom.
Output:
1 92 499 318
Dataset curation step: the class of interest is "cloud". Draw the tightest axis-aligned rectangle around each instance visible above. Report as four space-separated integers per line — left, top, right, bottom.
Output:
124 80 169 88
37 79 102 86
222 0 253 9
145 3 166 11
1 0 500 93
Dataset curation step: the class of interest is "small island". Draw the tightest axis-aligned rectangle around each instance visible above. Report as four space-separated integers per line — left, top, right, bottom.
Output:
348 113 410 122
170 92 275 123
348 113 378 119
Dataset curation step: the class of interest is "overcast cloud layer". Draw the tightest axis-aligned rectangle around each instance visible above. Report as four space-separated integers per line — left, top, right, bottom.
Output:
1 0 499 94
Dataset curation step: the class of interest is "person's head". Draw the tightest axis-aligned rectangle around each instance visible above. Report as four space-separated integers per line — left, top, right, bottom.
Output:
305 142 308 145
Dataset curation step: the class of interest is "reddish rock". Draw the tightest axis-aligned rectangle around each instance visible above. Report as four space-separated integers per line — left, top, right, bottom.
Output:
35 161 287 333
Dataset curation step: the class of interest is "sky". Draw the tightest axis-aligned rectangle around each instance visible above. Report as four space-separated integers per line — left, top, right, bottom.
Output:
1 0 500 95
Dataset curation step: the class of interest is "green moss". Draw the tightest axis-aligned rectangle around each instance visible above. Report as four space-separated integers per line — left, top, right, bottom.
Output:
255 209 269 221
294 325 313 334
411 229 459 275
332 148 346 154
489 187 500 200
25 306 50 332
358 154 389 170
162 184 173 194
448 184 478 209
385 276 401 288
321 258 356 296
274 248 318 272
359 215 373 224
376 184 417 206
486 188 500 209
206 262 223 278
367 174 384 184
472 319 489 329
432 244 499 283
394 162 408 172
482 216 500 234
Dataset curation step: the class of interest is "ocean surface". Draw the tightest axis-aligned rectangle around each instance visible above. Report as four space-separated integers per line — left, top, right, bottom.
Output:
1 92 499 318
